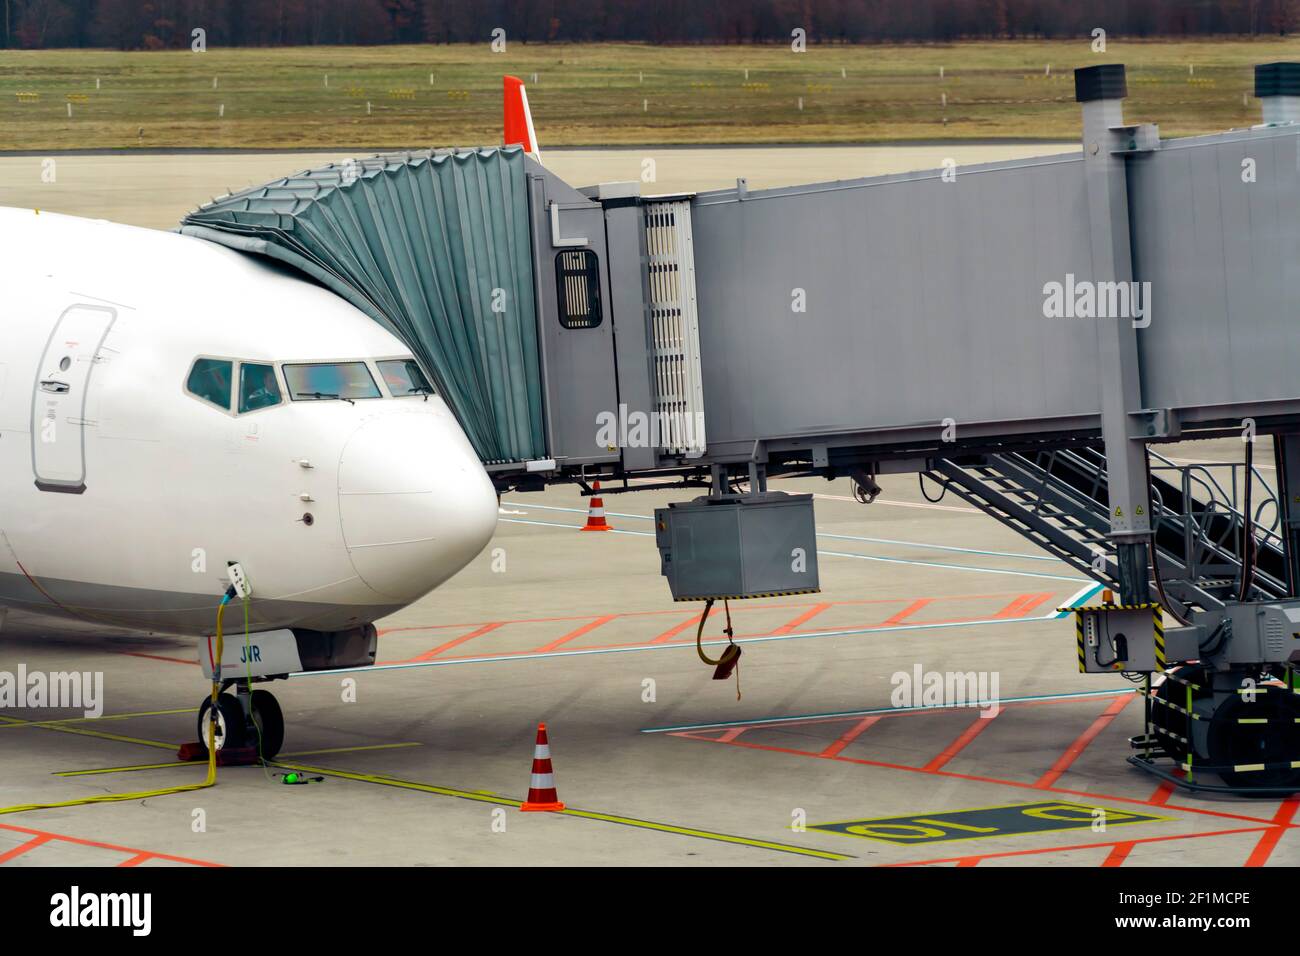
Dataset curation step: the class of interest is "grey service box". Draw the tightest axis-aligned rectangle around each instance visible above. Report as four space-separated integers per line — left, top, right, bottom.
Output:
654 492 820 602
1068 603 1165 673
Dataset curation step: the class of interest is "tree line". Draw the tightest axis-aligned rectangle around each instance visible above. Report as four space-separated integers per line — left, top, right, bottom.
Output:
3 0 1298 50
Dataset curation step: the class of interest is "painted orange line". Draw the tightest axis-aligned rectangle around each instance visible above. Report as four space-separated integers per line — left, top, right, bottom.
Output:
651 607 717 644
1034 693 1134 789
663 692 1127 739
820 716 882 757
1102 842 1135 867
955 857 980 867
923 714 999 772
684 732 1283 827
993 592 1054 619
773 603 831 636
409 622 505 663
717 728 747 743
117 853 152 867
0 822 221 867
0 834 51 864
1149 780 1177 806
1244 797 1300 867
118 651 197 666
377 590 1057 637
888 826 1273 867
880 598 932 627
535 615 616 653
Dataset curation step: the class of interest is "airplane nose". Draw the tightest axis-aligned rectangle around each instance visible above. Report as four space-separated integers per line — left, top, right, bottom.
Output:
338 409 497 603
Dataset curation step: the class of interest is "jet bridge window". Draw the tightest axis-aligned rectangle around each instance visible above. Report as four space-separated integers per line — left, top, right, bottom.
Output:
239 362 282 413
283 362 382 402
555 250 602 329
186 358 233 411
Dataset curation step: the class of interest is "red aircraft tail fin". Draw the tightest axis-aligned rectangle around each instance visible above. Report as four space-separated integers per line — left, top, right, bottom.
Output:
503 75 540 159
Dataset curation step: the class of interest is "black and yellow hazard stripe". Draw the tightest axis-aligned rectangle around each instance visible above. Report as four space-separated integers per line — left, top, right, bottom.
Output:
1058 602 1167 672
675 587 821 602
1153 606 1165 670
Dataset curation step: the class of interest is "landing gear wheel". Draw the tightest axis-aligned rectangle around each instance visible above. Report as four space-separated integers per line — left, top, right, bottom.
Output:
249 689 285 760
1150 664 1212 762
196 693 246 755
1206 686 1300 791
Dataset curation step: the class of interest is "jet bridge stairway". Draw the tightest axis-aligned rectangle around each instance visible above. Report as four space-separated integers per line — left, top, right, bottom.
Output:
927 447 1288 617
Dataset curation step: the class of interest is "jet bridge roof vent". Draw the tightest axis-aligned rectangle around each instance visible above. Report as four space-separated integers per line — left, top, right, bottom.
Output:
1074 64 1127 103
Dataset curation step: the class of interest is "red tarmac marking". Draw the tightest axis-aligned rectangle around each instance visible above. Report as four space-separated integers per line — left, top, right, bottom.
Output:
1099 782 1177 867
1244 798 1299 867
880 598 933 627
923 713 999 772
119 651 197 666
672 699 1285 828
820 716 882 758
0 821 220 867
651 606 717 644
772 603 832 635
0 834 52 864
894 827 1275 868
1101 842 1135 867
536 615 617 653
408 622 504 663
993 592 1055 619
1035 693 1134 789
371 589 1068 662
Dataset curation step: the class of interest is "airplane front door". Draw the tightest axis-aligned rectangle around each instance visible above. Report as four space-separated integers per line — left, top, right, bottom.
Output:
31 304 116 493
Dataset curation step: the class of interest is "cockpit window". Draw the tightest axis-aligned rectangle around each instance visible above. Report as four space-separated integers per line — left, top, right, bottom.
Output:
283 362 381 402
239 362 282 414
187 358 232 410
378 359 434 397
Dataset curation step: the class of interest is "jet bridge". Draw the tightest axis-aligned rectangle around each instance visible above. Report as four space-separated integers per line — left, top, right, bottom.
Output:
184 62 1300 792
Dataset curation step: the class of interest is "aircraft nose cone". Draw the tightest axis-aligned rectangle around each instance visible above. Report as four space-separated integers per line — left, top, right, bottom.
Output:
338 408 497 603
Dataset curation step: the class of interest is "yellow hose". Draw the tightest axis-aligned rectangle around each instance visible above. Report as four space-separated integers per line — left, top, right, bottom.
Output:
0 600 225 815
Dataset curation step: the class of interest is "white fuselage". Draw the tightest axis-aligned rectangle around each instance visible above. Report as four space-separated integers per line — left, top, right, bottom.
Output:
0 206 498 638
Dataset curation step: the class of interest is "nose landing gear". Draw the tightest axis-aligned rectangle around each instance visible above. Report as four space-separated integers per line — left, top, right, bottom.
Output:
196 682 285 760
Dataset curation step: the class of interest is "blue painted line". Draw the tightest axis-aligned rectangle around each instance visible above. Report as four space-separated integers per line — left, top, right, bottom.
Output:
499 517 1089 584
639 687 1135 734
1055 582 1104 617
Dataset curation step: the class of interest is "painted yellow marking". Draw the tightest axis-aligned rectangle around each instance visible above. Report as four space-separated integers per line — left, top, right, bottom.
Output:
280 742 422 757
810 801 1170 845
55 761 202 777
275 761 851 861
23 722 177 751
0 707 193 728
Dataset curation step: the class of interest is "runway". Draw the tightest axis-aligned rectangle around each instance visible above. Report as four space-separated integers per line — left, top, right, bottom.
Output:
0 143 1072 229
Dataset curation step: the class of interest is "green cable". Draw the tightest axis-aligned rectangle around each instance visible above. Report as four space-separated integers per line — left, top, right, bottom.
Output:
241 594 275 782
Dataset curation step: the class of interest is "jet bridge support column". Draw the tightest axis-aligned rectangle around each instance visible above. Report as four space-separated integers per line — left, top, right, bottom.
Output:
1076 64 1152 604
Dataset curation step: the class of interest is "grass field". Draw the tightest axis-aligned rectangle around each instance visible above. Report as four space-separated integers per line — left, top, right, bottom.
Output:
0 39 1296 150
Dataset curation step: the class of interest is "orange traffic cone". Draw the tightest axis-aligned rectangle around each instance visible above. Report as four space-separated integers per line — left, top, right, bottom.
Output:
520 722 566 812
580 481 613 531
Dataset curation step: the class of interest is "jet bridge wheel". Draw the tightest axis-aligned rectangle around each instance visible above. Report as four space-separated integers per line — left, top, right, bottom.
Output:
1205 687 1300 791
1150 664 1213 762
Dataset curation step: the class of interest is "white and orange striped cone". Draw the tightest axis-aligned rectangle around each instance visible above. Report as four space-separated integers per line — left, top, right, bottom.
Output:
520 722 565 812
580 481 613 531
